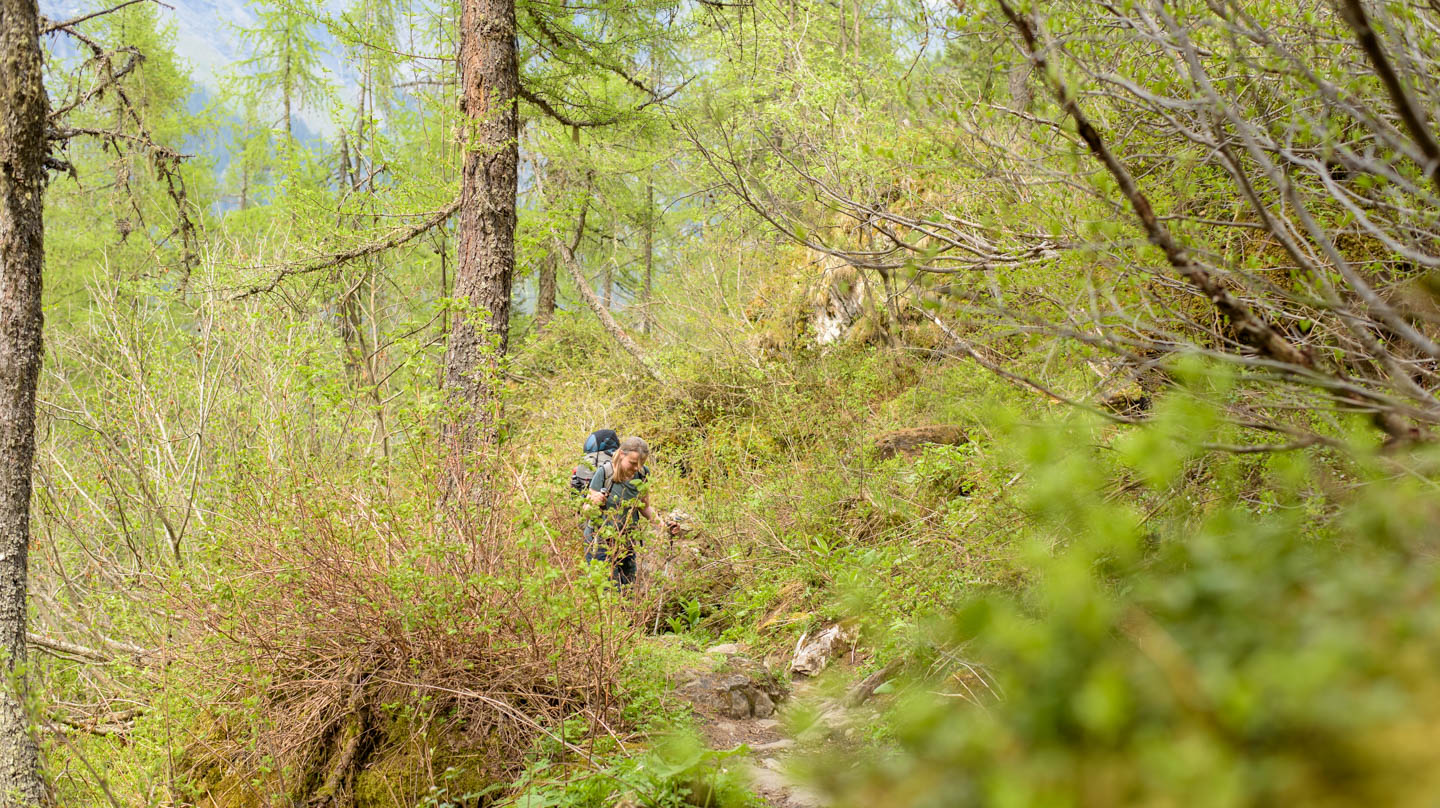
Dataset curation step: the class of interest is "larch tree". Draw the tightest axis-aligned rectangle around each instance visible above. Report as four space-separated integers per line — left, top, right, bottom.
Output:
233 0 331 139
441 0 684 464
0 0 51 801
444 0 519 460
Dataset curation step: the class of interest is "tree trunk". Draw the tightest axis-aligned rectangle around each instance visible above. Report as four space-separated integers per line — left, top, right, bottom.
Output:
0 0 51 801
1007 60 1032 112
536 252 556 327
603 219 615 310
444 0 518 460
283 52 293 138
642 177 654 335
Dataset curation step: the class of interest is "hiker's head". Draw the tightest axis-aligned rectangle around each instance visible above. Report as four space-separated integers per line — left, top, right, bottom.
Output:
614 436 649 477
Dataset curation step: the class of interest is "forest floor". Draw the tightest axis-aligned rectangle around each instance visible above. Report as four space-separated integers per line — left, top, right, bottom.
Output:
673 641 878 808
705 713 821 808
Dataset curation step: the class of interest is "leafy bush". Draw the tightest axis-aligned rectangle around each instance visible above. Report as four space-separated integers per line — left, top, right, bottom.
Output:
805 380 1440 807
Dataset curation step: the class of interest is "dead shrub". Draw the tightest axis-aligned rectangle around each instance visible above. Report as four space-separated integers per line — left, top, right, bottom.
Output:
172 467 635 806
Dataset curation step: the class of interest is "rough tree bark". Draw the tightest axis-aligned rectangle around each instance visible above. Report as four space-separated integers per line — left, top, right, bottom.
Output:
0 0 51 802
642 176 653 335
444 0 518 459
536 252 556 327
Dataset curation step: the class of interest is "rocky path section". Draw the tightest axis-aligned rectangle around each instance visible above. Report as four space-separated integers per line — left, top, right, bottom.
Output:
677 631 876 808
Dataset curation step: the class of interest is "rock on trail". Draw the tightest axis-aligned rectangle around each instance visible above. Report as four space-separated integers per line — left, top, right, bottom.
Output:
673 640 871 807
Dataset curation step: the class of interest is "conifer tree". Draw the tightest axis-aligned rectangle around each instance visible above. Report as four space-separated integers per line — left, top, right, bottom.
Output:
0 0 51 801
444 0 519 458
233 0 332 138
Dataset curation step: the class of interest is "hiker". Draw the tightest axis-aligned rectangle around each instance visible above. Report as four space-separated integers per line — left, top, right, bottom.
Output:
582 436 676 588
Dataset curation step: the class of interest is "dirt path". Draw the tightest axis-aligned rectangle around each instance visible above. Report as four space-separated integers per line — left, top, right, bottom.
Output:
700 710 822 808
681 648 831 808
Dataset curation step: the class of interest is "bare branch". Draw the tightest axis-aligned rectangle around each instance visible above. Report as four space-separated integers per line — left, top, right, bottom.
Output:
40 0 168 34
26 632 155 666
1338 0 1440 196
235 199 461 298
518 78 691 129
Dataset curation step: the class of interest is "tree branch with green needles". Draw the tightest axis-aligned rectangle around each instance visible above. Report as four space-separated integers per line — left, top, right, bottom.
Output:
235 199 461 298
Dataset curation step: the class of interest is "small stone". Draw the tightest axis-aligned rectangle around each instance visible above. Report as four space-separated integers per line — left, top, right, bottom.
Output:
749 739 793 753
724 689 752 718
706 643 742 656
752 691 776 718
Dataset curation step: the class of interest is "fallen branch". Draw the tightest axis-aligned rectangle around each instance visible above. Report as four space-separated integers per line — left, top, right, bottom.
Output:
236 198 461 298
27 632 155 666
308 677 372 808
847 658 903 707
45 707 144 738
554 189 664 383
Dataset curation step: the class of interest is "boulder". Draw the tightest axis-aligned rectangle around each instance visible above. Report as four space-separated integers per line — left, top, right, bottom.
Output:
810 255 872 346
678 657 786 719
873 425 968 460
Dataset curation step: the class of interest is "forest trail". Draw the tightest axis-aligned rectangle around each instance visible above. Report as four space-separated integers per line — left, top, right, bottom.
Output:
706 711 821 808
696 686 824 808
678 642 872 808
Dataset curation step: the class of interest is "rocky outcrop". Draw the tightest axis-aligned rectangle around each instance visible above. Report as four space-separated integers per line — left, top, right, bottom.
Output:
811 256 871 346
679 655 786 720
872 425 968 460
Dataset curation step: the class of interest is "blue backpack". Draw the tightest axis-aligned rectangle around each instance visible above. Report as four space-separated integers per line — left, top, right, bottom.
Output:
571 429 620 494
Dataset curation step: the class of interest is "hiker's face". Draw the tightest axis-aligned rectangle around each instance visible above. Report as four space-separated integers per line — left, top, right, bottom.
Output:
615 450 644 478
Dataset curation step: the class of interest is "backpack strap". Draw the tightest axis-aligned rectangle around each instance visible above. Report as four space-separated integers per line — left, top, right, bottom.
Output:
601 461 617 501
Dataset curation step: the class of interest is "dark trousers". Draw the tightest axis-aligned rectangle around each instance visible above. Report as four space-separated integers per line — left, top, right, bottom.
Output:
584 525 637 588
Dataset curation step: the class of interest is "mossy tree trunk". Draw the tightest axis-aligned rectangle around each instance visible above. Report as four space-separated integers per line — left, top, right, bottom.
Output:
0 0 50 802
444 0 518 467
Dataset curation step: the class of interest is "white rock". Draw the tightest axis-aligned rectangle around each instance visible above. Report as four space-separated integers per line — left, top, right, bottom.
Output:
790 623 859 676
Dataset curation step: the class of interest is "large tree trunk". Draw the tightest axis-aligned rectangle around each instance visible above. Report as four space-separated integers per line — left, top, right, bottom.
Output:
444 0 518 460
0 0 51 802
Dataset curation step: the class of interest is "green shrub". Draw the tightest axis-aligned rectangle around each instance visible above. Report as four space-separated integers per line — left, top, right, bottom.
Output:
805 383 1440 807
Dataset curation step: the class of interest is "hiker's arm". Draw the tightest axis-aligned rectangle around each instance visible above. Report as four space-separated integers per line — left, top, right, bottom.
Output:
640 492 676 535
584 469 607 509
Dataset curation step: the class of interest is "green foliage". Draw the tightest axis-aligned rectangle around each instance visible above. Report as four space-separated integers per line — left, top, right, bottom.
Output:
510 731 760 808
802 385 1440 807
29 0 1440 805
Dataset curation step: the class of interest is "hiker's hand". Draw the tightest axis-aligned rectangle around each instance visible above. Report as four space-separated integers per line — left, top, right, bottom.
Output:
587 489 606 506
666 520 682 536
